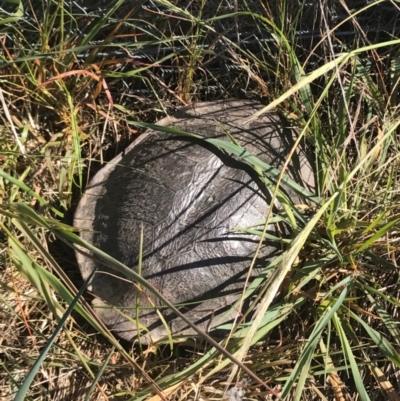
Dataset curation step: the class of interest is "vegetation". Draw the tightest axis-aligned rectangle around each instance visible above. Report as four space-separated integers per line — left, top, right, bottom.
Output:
1 0 400 400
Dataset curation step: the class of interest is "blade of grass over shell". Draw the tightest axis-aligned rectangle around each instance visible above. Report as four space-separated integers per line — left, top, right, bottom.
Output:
228 191 338 391
136 223 174 348
194 306 294 396
9 217 108 351
3 207 169 401
126 120 320 205
6 226 102 334
228 58 354 380
8 202 281 398
219 111 302 230
134 299 298 401
136 224 145 349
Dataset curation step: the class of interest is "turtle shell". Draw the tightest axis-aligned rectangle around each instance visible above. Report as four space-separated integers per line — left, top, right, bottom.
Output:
74 98 314 343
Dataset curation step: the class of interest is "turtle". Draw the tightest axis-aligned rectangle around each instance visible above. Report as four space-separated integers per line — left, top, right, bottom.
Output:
74 98 314 343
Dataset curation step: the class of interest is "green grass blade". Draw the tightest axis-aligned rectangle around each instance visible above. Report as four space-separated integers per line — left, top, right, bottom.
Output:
356 217 400 254
13 268 97 401
84 347 115 401
8 202 275 394
282 279 350 398
0 0 23 25
0 169 63 217
126 120 320 204
333 313 371 401
226 190 339 388
348 309 400 368
365 293 400 343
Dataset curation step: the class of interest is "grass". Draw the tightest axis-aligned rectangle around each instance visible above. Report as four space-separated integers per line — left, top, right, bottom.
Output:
1 0 400 400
